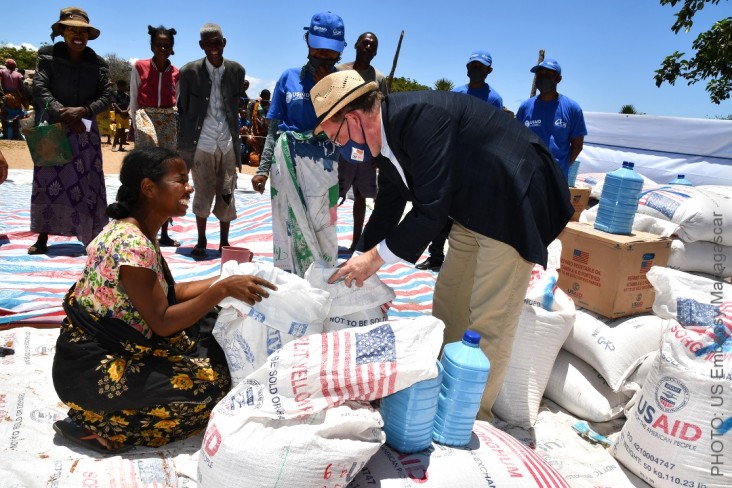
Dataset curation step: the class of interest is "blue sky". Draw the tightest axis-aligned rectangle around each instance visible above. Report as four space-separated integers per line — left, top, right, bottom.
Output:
3 0 731 119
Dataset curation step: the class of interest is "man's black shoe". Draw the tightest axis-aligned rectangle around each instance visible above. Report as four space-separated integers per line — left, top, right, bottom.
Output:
415 257 443 271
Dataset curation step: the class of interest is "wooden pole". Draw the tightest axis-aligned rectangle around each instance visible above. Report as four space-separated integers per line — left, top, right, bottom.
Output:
387 30 405 92
530 49 545 98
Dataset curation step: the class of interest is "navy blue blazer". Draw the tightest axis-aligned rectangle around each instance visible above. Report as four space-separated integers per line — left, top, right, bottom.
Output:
360 91 573 267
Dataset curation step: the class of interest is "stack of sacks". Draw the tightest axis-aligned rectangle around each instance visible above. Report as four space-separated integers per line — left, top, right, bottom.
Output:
213 261 397 384
547 310 666 422
304 261 395 331
582 185 732 278
493 240 577 429
574 171 660 200
198 317 445 487
612 266 731 488
212 261 332 384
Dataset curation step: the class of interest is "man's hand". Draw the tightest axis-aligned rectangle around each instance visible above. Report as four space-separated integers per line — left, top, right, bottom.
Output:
251 174 267 194
328 248 385 288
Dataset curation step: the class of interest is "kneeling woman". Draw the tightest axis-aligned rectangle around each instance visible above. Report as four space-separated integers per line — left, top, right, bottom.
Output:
52 147 276 452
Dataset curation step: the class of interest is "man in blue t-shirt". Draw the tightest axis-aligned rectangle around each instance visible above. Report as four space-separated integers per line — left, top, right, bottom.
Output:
416 50 504 272
516 59 587 179
452 50 503 109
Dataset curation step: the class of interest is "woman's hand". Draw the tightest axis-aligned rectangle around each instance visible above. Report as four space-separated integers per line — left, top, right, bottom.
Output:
251 175 268 194
58 106 87 124
219 275 277 305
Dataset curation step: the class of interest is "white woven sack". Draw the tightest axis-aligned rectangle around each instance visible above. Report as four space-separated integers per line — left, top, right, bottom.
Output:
304 261 396 331
563 309 665 391
579 204 680 237
646 266 732 334
198 316 445 488
493 289 575 428
213 261 331 385
612 322 731 488
544 349 629 422
575 172 659 200
636 185 732 242
348 421 571 487
668 238 732 278
623 349 659 395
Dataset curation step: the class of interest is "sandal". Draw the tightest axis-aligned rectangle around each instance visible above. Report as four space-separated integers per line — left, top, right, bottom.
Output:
53 419 131 455
28 242 48 255
159 236 181 247
190 245 208 259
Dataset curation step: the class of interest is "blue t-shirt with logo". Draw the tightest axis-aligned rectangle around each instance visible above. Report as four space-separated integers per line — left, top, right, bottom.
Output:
452 83 503 109
267 67 318 132
516 94 587 177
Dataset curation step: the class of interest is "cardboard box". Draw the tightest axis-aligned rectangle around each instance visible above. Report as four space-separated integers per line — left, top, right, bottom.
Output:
569 187 590 221
557 222 672 319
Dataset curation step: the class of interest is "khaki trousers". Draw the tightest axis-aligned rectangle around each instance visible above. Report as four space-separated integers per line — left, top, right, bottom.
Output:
432 222 533 420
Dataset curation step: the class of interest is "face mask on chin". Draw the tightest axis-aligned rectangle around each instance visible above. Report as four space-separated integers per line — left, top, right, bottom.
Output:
467 67 488 84
536 77 558 94
307 55 338 72
338 123 373 164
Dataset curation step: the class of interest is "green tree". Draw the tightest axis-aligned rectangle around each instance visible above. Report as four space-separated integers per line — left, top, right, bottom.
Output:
104 53 132 86
620 104 639 114
654 0 732 104
389 76 431 93
0 44 39 70
433 78 454 91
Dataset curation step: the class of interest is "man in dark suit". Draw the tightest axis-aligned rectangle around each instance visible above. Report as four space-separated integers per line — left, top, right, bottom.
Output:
310 70 573 419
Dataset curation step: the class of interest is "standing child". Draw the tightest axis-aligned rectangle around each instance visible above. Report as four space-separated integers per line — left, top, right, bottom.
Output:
130 25 181 246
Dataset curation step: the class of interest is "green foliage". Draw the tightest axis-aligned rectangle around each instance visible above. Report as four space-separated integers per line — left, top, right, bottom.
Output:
620 104 639 114
655 0 732 104
104 53 132 86
389 76 431 92
433 78 455 91
0 44 39 70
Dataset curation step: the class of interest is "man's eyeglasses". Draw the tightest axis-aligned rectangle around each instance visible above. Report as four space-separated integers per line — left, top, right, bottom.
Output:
331 116 348 147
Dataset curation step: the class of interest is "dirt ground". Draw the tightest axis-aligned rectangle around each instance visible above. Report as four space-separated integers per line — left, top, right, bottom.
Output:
0 139 259 175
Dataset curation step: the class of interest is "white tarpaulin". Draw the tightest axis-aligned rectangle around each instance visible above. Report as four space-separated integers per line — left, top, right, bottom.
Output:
579 112 732 186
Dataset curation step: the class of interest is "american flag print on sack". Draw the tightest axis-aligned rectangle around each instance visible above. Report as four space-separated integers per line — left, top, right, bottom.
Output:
572 248 589 264
320 323 398 406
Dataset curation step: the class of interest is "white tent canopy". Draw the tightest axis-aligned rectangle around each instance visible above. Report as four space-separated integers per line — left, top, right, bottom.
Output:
578 112 732 186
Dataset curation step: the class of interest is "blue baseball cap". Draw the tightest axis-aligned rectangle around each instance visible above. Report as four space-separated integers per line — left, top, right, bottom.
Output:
306 11 346 53
467 50 492 67
530 58 561 74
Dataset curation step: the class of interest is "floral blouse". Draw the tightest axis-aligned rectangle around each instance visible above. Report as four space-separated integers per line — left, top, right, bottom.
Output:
75 220 168 338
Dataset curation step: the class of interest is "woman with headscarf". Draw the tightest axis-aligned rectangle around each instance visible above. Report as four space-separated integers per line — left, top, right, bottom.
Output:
129 24 180 246
28 7 111 255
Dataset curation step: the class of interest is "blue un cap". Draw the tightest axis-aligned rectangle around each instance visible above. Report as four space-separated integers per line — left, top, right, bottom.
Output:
467 50 492 67
306 11 346 53
530 58 561 74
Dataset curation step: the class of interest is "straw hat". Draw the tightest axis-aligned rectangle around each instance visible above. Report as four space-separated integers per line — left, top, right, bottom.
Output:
311 70 378 134
51 7 100 40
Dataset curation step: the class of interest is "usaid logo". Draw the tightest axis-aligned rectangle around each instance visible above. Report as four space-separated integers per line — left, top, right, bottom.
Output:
554 118 567 129
525 119 541 128
312 25 328 34
655 377 689 413
224 379 264 413
285 91 308 104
